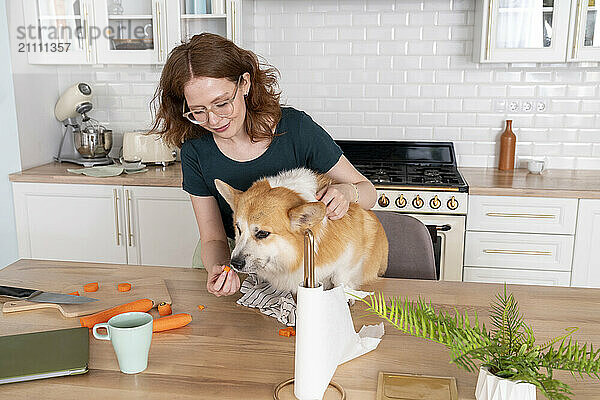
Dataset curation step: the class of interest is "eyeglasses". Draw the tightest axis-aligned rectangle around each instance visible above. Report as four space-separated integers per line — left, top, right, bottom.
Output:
182 76 242 125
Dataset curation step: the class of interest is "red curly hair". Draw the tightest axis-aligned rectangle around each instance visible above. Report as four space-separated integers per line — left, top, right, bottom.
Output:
150 33 282 148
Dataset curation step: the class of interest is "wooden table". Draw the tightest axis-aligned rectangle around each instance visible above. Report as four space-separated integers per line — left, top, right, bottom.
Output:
2 260 600 399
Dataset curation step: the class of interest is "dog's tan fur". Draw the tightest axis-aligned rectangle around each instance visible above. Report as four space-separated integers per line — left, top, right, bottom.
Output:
215 168 388 293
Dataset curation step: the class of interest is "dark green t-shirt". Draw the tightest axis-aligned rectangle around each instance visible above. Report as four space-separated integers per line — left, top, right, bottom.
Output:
180 107 343 239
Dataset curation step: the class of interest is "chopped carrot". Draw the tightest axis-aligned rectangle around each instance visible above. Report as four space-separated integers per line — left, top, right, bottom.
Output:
278 328 292 337
79 298 153 328
117 283 132 292
68 291 80 296
223 265 231 273
197 305 205 311
157 302 172 316
83 282 99 292
153 313 192 332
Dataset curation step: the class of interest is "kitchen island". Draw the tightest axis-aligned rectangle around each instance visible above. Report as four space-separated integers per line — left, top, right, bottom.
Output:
1 260 600 399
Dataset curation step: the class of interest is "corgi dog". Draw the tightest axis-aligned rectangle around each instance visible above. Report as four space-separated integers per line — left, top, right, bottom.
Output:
214 168 388 293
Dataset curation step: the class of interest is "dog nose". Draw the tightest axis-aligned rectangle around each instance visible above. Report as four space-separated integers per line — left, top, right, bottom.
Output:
230 258 245 271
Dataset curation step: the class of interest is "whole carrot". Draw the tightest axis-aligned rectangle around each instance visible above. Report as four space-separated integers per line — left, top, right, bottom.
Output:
80 298 154 328
153 313 192 332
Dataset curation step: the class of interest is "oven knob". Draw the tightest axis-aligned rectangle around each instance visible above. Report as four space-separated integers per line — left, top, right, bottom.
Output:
378 194 390 208
447 196 459 210
395 195 407 208
412 195 424 209
430 195 441 209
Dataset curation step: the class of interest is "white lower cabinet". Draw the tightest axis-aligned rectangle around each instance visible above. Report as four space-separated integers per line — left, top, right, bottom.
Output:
12 183 198 267
571 199 600 288
124 186 199 267
464 195 577 287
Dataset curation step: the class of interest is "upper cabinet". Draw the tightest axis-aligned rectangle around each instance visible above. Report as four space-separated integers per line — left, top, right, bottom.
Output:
568 0 600 60
474 0 599 62
22 0 241 65
94 0 168 64
165 0 242 54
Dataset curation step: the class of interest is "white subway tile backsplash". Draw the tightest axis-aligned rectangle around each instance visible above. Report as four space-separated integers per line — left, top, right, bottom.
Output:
437 11 468 25
407 41 434 55
524 72 553 82
420 84 449 97
55 0 599 170
434 98 463 112
406 99 434 112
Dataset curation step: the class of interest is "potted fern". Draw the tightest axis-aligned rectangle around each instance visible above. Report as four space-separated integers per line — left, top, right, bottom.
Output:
357 286 600 400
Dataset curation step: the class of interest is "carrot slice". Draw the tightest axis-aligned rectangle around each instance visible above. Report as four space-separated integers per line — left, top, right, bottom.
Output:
83 282 99 292
153 313 192 332
68 291 80 296
117 283 132 292
157 302 172 316
79 298 153 328
278 328 292 337
197 305 205 311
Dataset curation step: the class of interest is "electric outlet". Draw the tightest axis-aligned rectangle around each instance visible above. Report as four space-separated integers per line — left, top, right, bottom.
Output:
536 100 546 112
508 100 520 112
522 100 534 113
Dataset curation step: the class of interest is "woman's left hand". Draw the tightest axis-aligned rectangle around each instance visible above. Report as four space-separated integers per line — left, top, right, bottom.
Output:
316 183 354 220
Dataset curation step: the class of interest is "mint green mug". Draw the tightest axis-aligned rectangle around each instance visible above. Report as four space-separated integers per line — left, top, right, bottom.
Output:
93 312 153 374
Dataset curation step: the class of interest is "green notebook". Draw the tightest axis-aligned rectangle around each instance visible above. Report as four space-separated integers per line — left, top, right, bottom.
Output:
0 327 89 384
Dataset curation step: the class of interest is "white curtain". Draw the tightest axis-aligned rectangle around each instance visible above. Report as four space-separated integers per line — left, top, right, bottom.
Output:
496 0 545 48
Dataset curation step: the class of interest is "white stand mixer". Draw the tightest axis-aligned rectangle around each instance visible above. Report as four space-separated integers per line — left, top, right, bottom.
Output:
54 83 112 167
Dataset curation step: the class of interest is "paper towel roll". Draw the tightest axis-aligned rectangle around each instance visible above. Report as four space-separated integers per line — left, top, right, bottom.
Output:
294 284 384 400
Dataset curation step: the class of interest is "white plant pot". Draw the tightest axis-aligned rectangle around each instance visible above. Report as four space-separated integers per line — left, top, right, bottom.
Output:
475 367 536 400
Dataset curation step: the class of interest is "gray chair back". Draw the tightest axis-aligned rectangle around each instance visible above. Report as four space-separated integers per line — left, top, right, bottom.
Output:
373 211 437 280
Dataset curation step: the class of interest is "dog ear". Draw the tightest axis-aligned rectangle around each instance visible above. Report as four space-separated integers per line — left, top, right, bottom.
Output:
214 179 241 210
288 202 326 231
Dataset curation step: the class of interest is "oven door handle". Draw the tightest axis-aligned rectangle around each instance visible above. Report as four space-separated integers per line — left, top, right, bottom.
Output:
435 224 452 232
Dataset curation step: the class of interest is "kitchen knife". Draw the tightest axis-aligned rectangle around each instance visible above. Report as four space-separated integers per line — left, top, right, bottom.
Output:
0 285 98 304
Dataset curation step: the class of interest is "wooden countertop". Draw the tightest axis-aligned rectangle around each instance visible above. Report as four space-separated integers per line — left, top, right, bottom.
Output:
2 260 600 399
460 168 600 199
9 162 600 198
9 162 183 187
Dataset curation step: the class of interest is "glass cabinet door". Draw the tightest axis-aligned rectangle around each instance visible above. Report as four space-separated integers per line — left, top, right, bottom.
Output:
165 0 241 56
22 0 95 64
571 0 600 60
94 0 167 64
484 0 571 62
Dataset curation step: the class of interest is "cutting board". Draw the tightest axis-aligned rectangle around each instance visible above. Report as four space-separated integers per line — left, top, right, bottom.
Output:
1 278 171 318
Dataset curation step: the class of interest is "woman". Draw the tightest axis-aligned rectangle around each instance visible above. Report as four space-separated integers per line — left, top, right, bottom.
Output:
151 33 376 297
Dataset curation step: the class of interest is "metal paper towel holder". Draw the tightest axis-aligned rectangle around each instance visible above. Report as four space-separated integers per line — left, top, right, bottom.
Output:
273 229 346 400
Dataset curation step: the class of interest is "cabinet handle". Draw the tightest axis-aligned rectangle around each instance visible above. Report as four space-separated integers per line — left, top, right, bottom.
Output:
126 189 133 247
483 249 552 256
83 3 91 62
156 1 163 61
485 0 493 60
232 1 236 43
113 189 121 246
572 0 583 59
485 212 555 219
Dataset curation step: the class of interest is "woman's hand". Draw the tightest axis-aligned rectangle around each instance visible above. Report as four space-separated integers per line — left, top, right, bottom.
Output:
207 264 240 297
316 183 355 220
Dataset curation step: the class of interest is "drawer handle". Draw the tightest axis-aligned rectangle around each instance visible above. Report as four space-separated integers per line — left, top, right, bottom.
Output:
483 249 552 256
126 189 133 247
113 189 121 246
485 212 555 219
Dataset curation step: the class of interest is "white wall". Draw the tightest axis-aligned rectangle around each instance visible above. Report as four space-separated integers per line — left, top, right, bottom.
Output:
0 0 22 268
247 0 600 169
6 0 600 170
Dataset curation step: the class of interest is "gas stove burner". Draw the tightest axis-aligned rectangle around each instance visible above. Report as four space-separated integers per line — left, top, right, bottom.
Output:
336 140 469 193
